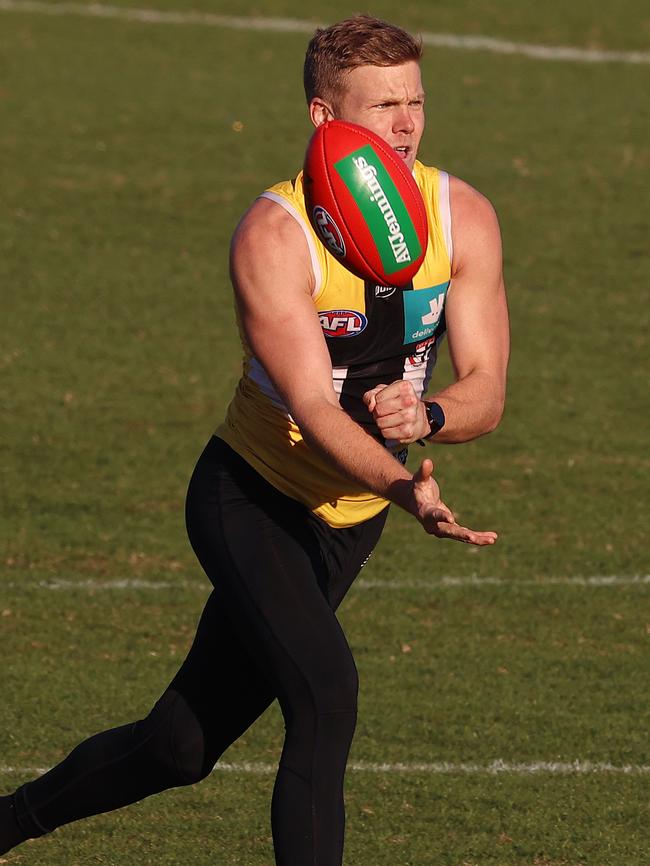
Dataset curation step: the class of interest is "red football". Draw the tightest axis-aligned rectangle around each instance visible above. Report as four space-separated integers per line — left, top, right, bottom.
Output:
303 120 428 286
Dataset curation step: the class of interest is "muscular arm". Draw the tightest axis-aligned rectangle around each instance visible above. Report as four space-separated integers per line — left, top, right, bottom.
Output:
432 176 509 441
231 198 409 499
365 176 510 444
230 197 496 544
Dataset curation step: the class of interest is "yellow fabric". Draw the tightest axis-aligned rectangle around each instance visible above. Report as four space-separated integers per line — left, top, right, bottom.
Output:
216 161 452 528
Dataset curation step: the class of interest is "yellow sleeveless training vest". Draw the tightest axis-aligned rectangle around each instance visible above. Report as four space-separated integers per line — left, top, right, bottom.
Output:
216 161 452 528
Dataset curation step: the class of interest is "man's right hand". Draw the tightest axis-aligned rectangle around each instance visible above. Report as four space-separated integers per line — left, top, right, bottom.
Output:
411 459 497 546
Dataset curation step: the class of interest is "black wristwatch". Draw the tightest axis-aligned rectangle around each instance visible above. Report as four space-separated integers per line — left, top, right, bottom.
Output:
423 400 445 439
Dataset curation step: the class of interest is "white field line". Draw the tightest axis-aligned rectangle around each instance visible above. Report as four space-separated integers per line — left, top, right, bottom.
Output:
3 575 648 592
2 760 649 777
358 575 650 589
0 0 648 65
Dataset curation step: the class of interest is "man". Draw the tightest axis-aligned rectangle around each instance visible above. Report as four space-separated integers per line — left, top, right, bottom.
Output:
0 15 508 865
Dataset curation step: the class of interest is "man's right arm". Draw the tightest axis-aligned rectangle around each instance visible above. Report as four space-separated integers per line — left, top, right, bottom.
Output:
229 197 496 545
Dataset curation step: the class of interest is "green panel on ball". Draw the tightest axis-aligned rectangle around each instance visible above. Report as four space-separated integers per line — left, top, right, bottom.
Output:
334 144 422 276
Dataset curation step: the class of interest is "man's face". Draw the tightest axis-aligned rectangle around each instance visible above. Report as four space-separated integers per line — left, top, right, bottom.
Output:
330 61 425 171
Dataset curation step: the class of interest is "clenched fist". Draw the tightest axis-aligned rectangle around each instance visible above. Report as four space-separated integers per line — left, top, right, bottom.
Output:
363 380 430 444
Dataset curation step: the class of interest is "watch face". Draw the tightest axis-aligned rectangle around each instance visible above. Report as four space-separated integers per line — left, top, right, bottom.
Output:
426 401 445 435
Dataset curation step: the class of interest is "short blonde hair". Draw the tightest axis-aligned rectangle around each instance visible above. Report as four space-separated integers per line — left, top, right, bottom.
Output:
304 15 423 105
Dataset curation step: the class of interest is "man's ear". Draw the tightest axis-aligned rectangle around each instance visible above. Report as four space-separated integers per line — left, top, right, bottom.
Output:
309 98 335 127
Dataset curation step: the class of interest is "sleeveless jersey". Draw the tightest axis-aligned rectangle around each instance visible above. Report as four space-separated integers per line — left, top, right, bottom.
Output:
216 161 452 528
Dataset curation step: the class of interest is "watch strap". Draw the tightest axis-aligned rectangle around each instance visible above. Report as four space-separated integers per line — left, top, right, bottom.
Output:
423 400 445 439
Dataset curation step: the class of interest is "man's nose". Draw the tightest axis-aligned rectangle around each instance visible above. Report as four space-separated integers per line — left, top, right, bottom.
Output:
393 106 415 134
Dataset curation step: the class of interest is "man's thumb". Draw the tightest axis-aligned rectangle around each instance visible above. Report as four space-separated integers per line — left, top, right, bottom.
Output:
414 458 434 484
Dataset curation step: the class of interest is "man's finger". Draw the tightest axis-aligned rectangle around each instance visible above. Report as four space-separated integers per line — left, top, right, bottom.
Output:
436 500 456 524
374 411 419 440
426 506 455 526
428 518 498 545
372 395 418 418
375 382 417 407
362 383 388 412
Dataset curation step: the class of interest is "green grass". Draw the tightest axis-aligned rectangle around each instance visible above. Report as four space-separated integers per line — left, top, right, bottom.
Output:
1 2 649 864
6 774 648 865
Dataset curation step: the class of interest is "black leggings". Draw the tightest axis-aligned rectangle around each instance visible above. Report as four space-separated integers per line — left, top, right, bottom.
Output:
9 438 388 865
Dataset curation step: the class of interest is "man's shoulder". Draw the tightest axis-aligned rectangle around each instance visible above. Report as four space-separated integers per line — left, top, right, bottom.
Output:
264 171 304 203
414 161 494 216
446 176 502 273
449 174 495 214
231 178 315 283
252 171 312 229
233 193 305 248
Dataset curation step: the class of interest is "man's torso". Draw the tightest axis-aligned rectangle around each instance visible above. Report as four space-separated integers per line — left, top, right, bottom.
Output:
217 161 452 527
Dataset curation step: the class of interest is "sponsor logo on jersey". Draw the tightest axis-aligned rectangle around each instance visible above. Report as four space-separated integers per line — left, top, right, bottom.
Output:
408 336 436 367
402 282 450 344
374 284 397 299
415 335 436 353
312 206 346 257
319 309 368 338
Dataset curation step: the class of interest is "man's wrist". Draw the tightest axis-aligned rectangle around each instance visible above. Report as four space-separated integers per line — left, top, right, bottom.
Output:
417 400 446 444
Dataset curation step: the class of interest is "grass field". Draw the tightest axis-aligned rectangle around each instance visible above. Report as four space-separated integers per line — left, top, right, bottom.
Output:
1 2 649 864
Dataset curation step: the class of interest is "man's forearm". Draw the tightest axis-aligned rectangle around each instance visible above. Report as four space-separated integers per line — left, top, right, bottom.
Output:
427 370 505 444
292 397 416 512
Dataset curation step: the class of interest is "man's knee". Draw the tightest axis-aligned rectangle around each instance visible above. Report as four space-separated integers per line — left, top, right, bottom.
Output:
317 658 359 717
136 690 209 786
286 660 359 745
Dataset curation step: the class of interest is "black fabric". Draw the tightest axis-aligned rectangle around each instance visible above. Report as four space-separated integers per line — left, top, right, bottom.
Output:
0 796 25 854
5 437 388 865
325 277 448 433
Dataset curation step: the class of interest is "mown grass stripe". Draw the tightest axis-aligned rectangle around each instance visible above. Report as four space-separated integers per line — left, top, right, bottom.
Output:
3 575 647 591
2 760 649 776
0 0 648 65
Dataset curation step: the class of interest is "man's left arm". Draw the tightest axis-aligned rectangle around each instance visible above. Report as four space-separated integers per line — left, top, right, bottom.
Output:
365 176 510 444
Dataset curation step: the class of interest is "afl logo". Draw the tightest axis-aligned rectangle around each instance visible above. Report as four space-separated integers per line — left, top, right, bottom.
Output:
319 309 368 338
312 206 346 258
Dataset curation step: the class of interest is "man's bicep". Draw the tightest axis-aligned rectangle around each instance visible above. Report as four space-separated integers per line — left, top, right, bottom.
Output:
230 199 338 412
445 274 509 385
446 179 510 383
